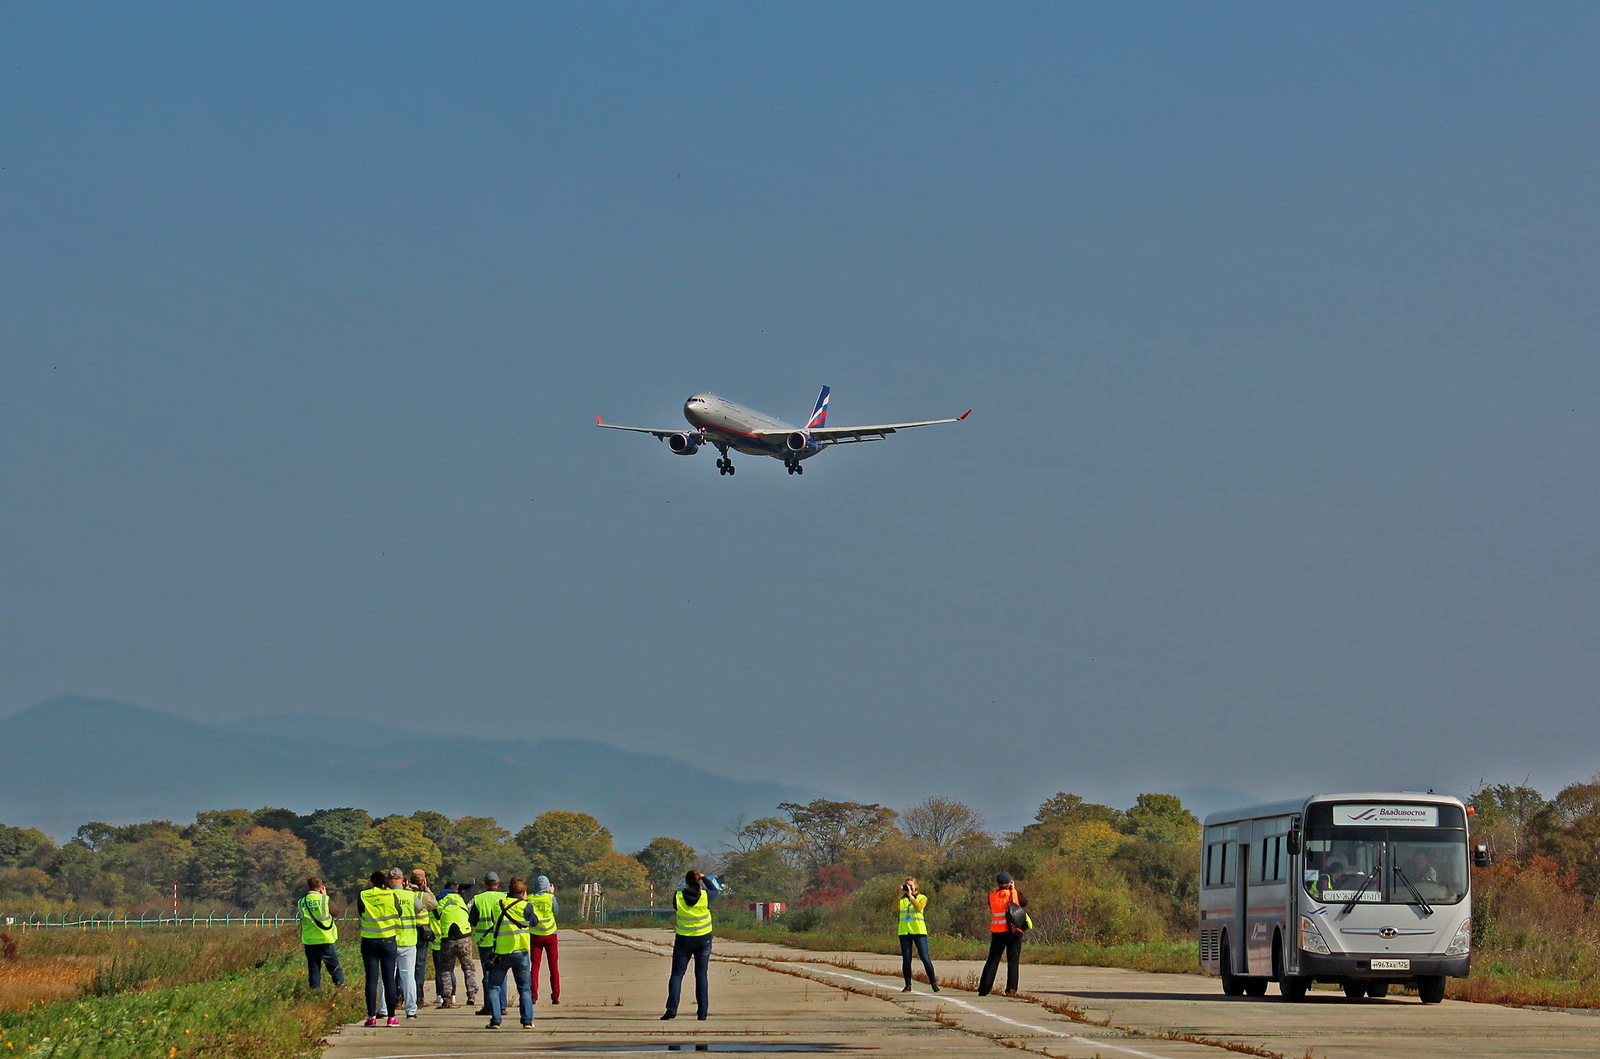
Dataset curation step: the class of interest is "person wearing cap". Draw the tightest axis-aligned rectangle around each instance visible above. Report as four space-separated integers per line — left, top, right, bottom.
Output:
387 868 425 1018
528 875 561 1005
469 871 506 1016
484 876 536 1029
408 869 439 1007
431 880 479 1009
359 869 403 1027
977 872 1028 996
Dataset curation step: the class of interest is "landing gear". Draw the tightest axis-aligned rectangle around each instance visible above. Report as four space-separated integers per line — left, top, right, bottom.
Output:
785 459 805 476
715 449 736 476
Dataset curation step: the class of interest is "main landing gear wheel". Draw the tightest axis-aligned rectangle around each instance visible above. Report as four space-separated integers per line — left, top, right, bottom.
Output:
716 457 736 476
786 461 805 476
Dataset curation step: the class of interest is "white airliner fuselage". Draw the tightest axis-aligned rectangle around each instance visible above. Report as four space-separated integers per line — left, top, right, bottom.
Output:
598 388 969 477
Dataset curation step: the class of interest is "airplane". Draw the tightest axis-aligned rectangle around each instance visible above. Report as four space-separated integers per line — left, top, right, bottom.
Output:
597 387 971 476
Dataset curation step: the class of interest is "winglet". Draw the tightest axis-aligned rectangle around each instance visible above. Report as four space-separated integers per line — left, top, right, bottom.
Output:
596 415 603 425
958 409 971 420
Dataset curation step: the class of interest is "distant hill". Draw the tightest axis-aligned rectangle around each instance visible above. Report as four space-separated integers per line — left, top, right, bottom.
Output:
0 695 825 852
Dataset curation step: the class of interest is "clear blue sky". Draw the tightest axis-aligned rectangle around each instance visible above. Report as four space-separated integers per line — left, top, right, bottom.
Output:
3 3 1596 821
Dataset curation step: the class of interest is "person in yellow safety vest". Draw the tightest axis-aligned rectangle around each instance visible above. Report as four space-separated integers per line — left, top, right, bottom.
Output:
468 872 506 1016
430 880 479 1009
896 876 939 993
387 867 424 1019
977 872 1029 996
661 869 721 1021
407 869 438 1011
359 869 404 1026
484 877 535 1029
297 876 345 989
527 875 561 1006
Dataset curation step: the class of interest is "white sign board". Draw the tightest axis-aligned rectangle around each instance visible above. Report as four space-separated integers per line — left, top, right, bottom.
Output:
1333 804 1439 827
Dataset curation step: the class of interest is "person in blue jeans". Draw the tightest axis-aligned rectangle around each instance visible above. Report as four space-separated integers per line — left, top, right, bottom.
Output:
484 877 535 1029
662 870 721 1021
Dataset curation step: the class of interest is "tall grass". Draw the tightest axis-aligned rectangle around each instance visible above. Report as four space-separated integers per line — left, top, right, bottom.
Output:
0 929 359 1058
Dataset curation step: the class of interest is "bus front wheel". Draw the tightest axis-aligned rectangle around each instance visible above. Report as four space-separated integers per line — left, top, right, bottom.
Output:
1417 976 1447 1004
1280 976 1309 1001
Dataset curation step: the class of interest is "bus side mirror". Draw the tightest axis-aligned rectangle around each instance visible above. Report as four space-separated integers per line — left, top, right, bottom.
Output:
1473 845 1490 868
1287 829 1302 856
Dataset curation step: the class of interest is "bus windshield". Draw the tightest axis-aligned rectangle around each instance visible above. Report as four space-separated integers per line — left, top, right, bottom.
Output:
1303 827 1467 906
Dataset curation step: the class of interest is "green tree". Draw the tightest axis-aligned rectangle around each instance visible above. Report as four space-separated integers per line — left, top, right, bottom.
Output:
1123 793 1199 843
635 837 697 890
0 825 53 868
900 797 990 865
721 844 806 902
252 807 303 832
300 808 374 891
516 811 613 886
235 826 320 909
414 812 517 882
75 822 118 852
584 850 649 891
777 799 901 874
350 816 442 882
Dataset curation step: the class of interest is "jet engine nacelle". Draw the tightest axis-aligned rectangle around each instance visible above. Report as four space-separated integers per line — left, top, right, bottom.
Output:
785 431 815 453
667 432 702 455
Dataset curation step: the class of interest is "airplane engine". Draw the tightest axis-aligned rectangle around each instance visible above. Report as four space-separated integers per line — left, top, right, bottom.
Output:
785 431 814 453
667 433 702 455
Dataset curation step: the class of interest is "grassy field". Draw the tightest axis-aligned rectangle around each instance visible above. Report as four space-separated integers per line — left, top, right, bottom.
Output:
0 928 359 1058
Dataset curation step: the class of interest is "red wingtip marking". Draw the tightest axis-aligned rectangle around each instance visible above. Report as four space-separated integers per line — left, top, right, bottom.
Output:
958 409 971 420
596 415 603 425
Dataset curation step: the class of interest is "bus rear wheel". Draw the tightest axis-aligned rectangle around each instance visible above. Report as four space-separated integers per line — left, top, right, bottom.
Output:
1417 976 1447 1004
1220 940 1246 997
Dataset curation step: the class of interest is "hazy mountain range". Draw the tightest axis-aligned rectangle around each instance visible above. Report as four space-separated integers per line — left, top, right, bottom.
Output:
0 695 824 852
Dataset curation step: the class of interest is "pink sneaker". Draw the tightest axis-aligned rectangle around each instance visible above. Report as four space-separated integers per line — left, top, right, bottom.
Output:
364 1017 378 1027
387 1017 400 1026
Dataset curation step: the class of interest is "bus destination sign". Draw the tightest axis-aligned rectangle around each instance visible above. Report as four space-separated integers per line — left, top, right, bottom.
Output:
1333 804 1439 827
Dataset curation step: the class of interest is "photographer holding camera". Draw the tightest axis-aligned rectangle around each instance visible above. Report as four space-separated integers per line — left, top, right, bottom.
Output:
896 877 938 993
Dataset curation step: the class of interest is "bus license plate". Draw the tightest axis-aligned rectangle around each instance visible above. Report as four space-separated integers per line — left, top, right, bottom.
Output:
1371 959 1410 971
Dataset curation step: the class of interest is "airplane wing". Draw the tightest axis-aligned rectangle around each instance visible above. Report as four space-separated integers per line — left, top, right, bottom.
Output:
758 410 971 445
595 416 697 439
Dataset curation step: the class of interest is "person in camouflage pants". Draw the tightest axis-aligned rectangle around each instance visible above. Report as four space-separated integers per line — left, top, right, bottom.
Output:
431 881 480 1008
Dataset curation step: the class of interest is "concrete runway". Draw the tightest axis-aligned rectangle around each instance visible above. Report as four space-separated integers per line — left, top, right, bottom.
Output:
320 928 1600 1059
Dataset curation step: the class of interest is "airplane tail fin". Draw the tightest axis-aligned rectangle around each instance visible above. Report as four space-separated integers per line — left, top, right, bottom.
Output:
807 386 830 429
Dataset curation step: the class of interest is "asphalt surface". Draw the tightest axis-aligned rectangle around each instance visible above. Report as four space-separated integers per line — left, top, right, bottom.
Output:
318 928 1600 1059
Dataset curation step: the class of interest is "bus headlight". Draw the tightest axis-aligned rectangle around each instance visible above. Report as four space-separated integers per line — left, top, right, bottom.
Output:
1299 915 1330 955
1446 918 1471 956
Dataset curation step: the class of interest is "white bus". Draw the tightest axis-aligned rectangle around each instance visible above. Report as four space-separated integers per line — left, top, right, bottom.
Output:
1199 792 1487 1003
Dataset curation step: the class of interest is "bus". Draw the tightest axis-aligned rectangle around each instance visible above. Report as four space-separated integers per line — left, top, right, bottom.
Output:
1199 792 1487 1003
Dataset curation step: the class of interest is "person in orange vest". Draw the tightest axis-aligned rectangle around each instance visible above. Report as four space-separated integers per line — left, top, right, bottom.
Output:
977 872 1028 996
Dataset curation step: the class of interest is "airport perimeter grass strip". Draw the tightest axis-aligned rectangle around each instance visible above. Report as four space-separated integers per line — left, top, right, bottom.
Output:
0 931 359 1059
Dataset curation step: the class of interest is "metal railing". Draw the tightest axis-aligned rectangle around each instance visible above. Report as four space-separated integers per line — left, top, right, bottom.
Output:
1 911 359 930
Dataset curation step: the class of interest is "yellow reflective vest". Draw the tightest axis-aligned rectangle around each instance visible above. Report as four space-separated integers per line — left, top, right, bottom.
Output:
897 893 928 936
675 889 712 937
359 887 402 940
527 892 557 937
492 895 532 955
472 889 504 948
393 887 421 947
297 891 338 945
431 892 471 951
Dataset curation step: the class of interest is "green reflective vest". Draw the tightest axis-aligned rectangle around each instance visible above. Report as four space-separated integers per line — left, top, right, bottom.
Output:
359 887 402 940
297 891 338 945
392 887 420 947
493 895 532 955
527 892 557 937
675 889 712 937
472 890 504 948
431 892 471 951
897 894 928 936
